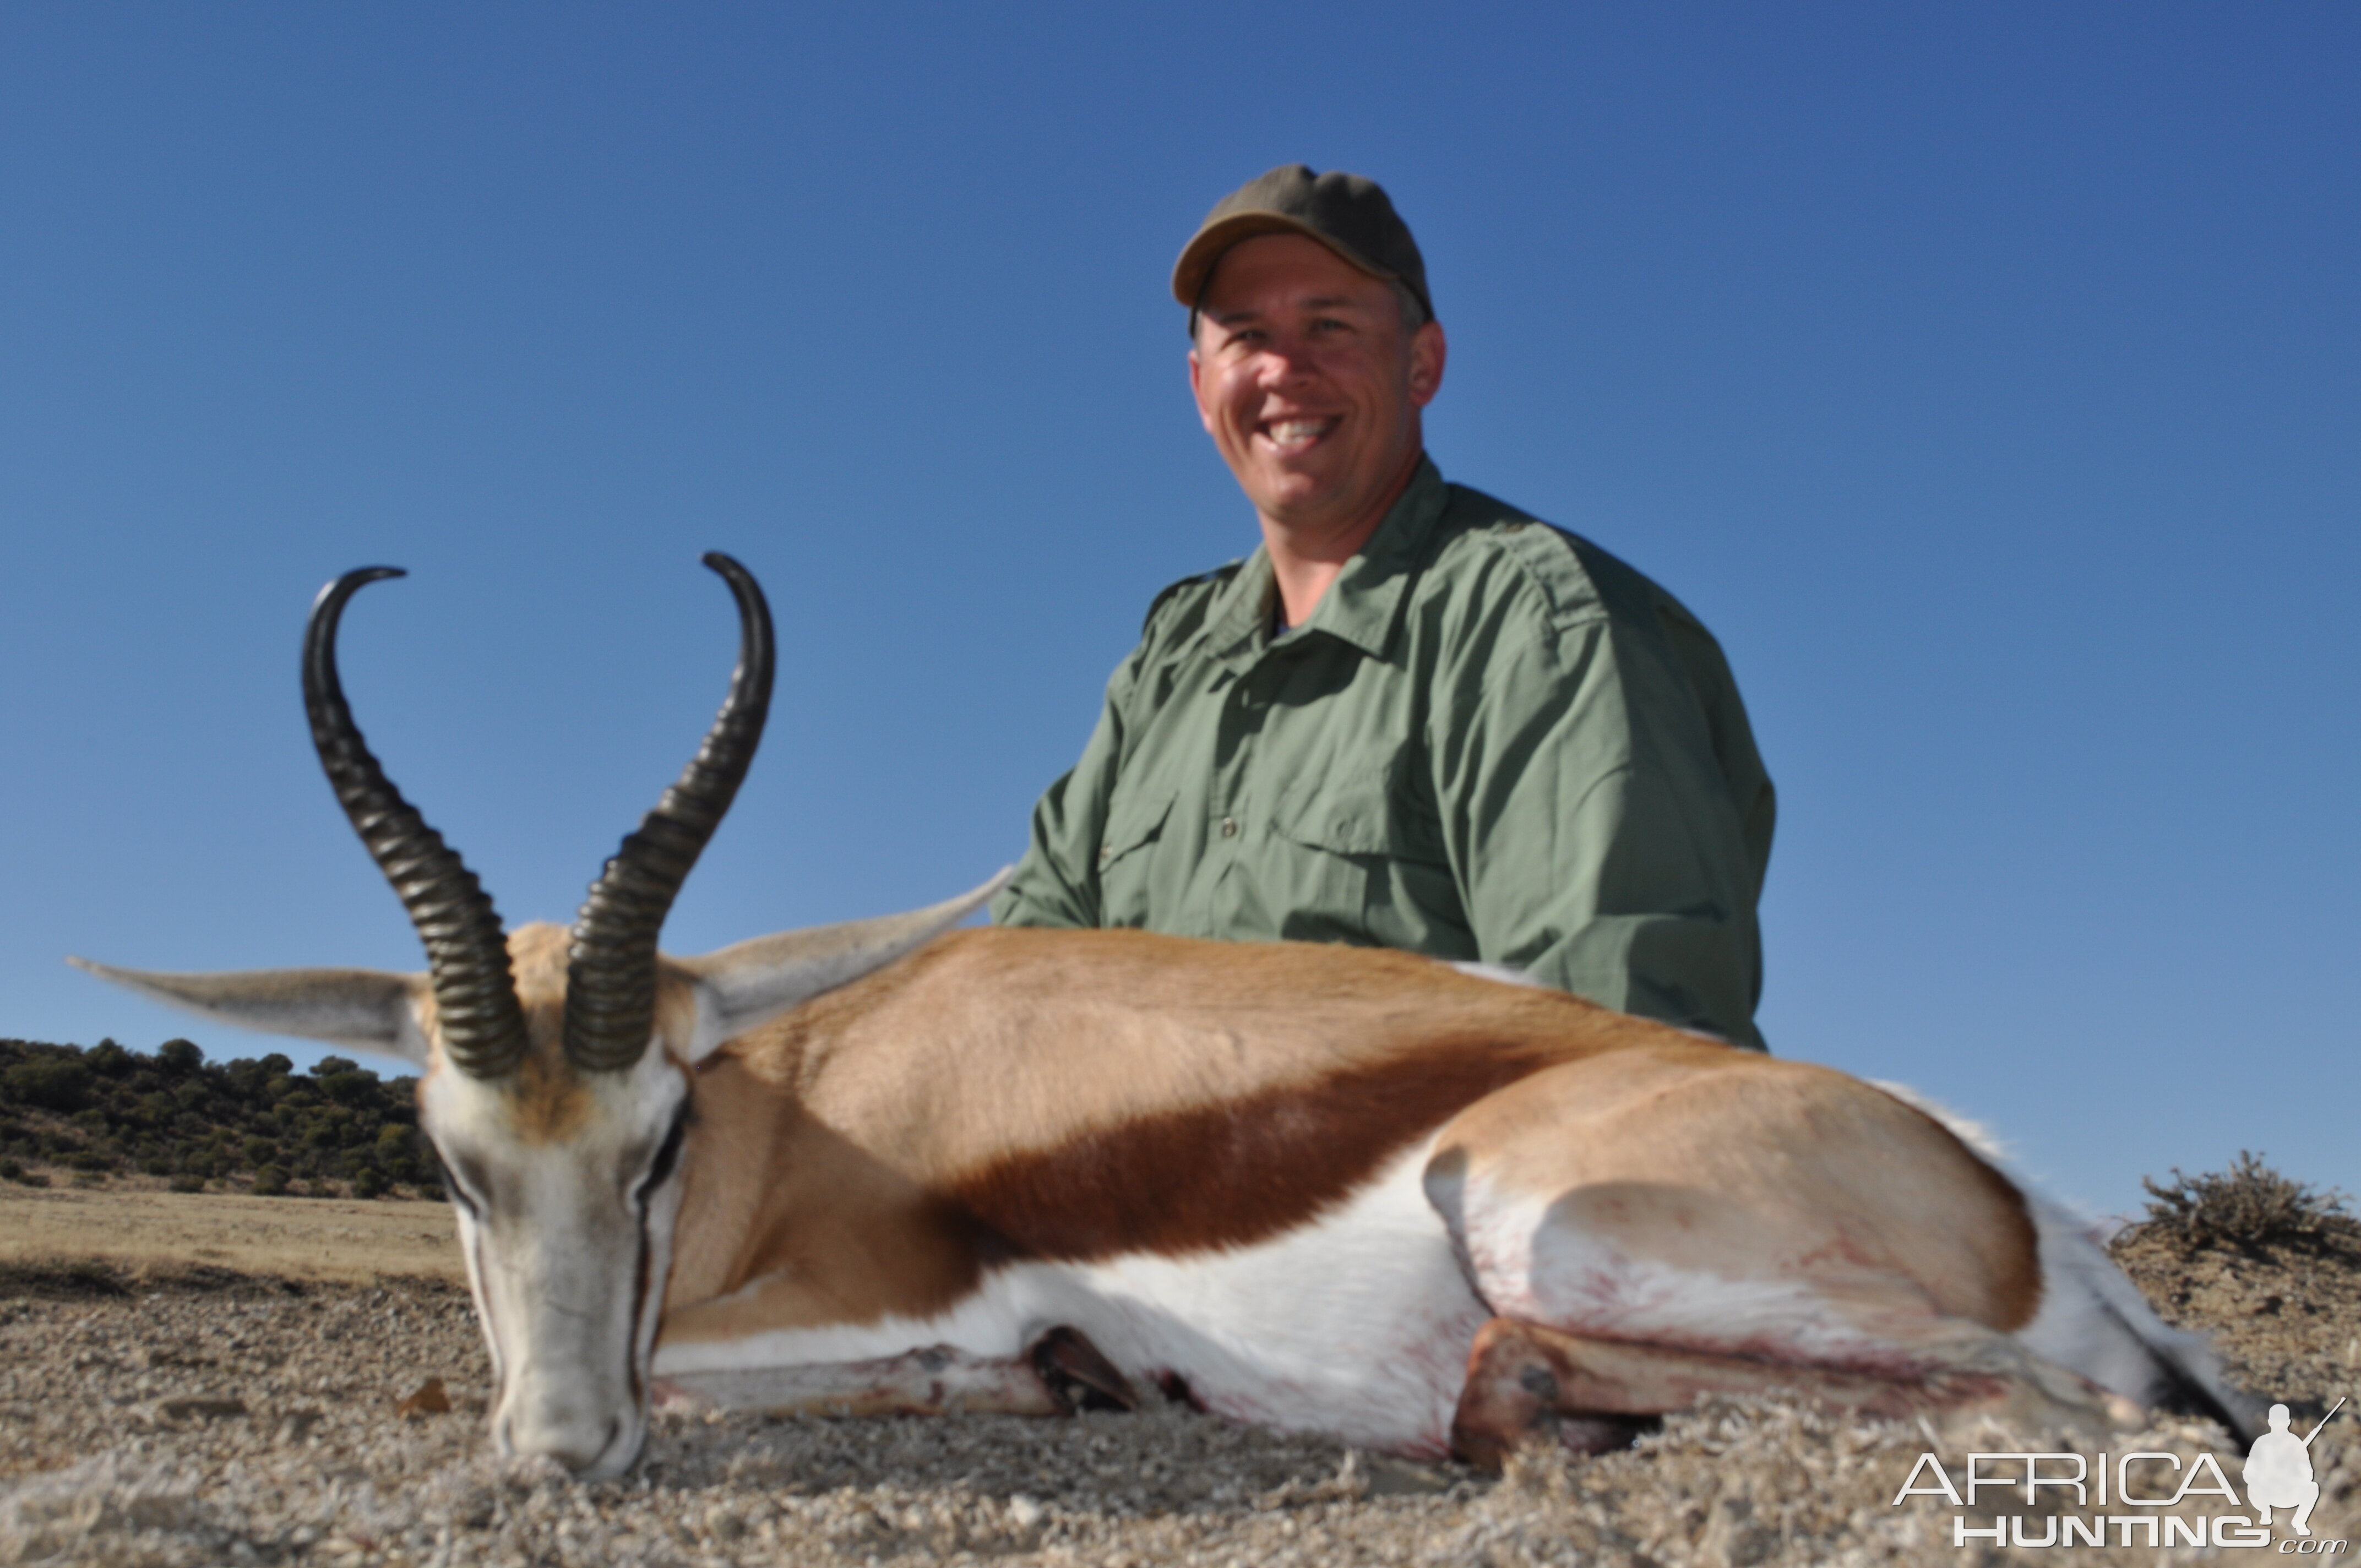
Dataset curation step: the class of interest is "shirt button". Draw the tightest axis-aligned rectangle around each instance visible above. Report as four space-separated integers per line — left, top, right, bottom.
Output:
1098 843 1113 865
1218 816 1238 838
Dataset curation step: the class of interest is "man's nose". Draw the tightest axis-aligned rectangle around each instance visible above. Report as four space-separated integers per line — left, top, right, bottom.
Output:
1254 337 1318 385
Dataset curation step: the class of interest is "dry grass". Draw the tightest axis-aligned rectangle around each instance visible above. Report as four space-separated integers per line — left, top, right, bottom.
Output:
0 1180 464 1287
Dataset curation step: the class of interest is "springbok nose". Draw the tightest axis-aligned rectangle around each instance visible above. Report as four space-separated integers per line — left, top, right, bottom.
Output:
499 1407 625 1473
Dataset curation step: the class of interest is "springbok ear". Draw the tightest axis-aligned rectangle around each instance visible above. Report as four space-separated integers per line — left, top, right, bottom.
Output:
69 957 433 1067
674 867 1013 1061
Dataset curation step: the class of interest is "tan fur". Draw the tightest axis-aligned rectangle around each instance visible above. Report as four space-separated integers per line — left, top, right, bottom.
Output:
1432 1049 2040 1331
457 922 595 1145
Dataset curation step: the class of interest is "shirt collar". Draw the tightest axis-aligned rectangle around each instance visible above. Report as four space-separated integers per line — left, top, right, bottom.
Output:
1202 456 1448 669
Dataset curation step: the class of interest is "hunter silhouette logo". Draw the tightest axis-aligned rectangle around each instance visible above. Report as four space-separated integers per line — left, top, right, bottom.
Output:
1891 1395 2349 1551
2247 1399 2343 1538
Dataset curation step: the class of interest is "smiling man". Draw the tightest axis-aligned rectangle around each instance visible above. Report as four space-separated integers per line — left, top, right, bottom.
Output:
993 165 1776 1049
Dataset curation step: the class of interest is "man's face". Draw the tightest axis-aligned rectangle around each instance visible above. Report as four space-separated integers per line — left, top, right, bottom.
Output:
1189 233 1446 537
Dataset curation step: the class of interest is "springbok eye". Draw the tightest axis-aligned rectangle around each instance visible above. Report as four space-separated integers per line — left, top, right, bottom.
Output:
634 1108 690 1206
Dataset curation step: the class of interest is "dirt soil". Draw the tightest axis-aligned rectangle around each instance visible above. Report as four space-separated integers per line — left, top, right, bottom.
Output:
0 1189 2354 1566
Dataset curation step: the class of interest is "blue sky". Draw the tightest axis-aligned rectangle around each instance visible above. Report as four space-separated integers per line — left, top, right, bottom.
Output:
2 4 2352 1216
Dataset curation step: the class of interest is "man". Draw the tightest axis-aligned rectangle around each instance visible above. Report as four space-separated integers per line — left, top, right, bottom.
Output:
993 165 1776 1049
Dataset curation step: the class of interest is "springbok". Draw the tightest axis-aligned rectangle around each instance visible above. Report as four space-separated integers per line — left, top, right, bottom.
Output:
78 555 2257 1479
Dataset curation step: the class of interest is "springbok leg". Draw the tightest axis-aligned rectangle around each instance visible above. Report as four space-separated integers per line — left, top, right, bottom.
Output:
653 1326 1138 1420
1449 1317 2139 1469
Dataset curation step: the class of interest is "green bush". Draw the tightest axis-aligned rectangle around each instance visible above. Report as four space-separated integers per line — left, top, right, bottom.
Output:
4 1059 92 1113
351 1167 386 1199
1 1037 421 1201
167 1172 206 1193
252 1163 288 1196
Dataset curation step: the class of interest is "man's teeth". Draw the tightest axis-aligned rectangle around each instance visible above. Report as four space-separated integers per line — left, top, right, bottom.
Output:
1266 420 1334 445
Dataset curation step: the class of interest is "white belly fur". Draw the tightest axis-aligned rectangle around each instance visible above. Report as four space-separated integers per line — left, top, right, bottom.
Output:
651 1135 1490 1456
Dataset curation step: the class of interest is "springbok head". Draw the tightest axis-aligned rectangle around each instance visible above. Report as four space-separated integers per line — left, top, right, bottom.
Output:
75 554 999 1478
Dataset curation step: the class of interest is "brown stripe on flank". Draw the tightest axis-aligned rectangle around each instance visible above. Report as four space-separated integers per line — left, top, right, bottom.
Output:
945 1039 1564 1262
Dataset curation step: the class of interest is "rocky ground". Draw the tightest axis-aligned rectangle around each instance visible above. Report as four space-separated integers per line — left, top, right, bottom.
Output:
1 1170 2354 1566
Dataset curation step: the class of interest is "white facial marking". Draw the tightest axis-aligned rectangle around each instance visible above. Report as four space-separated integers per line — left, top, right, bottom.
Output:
421 1044 692 1479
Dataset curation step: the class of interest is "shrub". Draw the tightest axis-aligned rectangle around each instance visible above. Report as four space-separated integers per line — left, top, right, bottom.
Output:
2137 1151 2359 1255
167 1172 206 1193
351 1167 386 1199
252 1164 288 1196
156 1038 203 1077
4 1059 92 1113
0 1158 20 1181
318 1064 381 1108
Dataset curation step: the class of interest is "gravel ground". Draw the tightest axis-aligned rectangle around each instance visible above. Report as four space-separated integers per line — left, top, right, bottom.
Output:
1 1231 2354 1566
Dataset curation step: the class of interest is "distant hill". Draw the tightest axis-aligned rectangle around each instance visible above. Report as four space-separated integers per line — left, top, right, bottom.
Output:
0 1036 439 1200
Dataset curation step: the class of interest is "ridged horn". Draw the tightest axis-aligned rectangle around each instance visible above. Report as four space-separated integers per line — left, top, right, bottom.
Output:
304 568 527 1079
563 553 774 1073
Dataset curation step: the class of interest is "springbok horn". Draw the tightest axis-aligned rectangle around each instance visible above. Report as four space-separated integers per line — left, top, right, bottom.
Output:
563 553 774 1074
304 568 528 1079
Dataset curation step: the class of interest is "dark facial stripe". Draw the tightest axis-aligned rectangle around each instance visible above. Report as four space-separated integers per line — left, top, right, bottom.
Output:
628 1214 652 1404
627 1102 692 1403
943 1038 1562 1262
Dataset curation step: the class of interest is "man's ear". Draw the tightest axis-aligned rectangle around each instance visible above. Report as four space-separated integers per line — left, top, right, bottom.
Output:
1408 319 1446 408
1189 342 1215 435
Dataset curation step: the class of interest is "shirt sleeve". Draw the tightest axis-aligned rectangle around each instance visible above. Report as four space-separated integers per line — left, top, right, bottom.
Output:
1429 594 1770 1049
991 652 1137 929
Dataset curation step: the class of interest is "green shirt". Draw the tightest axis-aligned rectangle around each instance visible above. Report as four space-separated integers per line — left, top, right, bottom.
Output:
993 458 1776 1049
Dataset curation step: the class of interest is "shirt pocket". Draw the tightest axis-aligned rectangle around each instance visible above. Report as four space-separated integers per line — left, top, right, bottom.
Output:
1265 775 1464 950
1095 787 1176 927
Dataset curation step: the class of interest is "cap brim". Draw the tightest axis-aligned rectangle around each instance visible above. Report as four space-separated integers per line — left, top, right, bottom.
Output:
1171 212 1395 308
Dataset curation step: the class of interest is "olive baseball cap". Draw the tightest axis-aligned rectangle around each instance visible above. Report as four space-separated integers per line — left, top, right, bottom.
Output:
1172 164 1433 326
